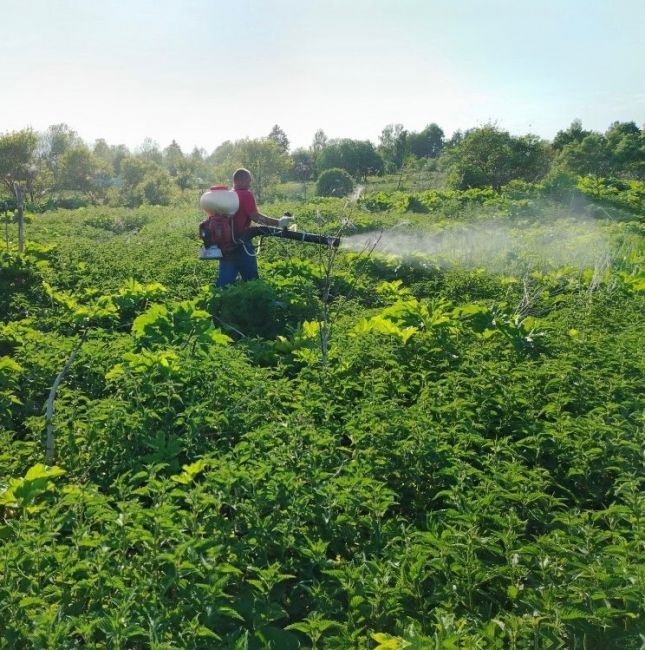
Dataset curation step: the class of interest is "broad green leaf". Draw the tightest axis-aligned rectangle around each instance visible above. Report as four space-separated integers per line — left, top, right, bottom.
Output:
371 632 411 649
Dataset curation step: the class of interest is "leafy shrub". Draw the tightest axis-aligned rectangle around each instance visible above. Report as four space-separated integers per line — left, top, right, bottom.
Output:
0 244 53 319
212 278 318 339
84 211 150 233
359 191 412 213
577 176 644 212
316 168 354 198
131 299 230 349
111 278 168 317
0 356 23 423
541 168 578 199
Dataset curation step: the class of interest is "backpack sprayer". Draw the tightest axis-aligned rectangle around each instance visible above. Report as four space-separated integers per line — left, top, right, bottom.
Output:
198 186 340 259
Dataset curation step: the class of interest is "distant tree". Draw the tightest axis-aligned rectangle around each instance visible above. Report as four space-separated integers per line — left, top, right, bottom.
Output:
119 156 176 206
447 126 510 190
38 123 83 175
161 139 198 188
57 145 111 199
187 147 211 185
379 123 404 147
290 148 314 181
311 129 328 169
316 139 383 180
446 129 464 149
190 146 207 161
93 138 112 162
112 145 130 176
605 121 643 177
408 123 444 158
0 129 38 250
209 138 289 199
379 123 408 171
174 157 197 190
237 138 290 199
137 138 163 164
120 156 155 190
312 129 328 152
209 140 236 166
447 125 550 190
93 140 130 176
605 120 640 141
163 140 184 176
268 124 290 153
552 119 591 151
0 129 38 193
207 141 238 185
138 168 177 205
556 133 612 177
508 134 553 182
316 168 354 197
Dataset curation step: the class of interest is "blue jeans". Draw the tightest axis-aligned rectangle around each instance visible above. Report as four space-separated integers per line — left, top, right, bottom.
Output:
216 243 259 288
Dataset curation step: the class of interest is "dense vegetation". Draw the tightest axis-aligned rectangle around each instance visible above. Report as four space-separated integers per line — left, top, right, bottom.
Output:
1 175 643 647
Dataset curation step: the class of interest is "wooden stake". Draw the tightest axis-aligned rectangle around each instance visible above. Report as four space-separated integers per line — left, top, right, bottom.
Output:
45 338 83 466
12 181 25 254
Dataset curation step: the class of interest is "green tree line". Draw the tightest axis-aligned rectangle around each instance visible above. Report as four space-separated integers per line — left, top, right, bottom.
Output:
0 119 643 208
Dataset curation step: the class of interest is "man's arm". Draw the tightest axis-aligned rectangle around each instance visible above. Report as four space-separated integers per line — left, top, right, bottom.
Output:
249 211 280 227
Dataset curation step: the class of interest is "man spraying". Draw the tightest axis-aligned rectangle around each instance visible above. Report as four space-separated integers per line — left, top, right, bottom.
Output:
200 168 294 288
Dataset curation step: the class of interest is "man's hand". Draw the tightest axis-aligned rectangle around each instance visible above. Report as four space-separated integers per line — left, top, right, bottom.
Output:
278 214 295 230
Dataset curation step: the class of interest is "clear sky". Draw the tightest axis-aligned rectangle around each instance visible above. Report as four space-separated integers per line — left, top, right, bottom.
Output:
2 0 643 153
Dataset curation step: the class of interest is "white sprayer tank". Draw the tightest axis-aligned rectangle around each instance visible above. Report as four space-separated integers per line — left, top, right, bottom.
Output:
199 185 239 216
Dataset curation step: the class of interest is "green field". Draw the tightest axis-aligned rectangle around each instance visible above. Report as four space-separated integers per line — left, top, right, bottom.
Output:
1 186 643 648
